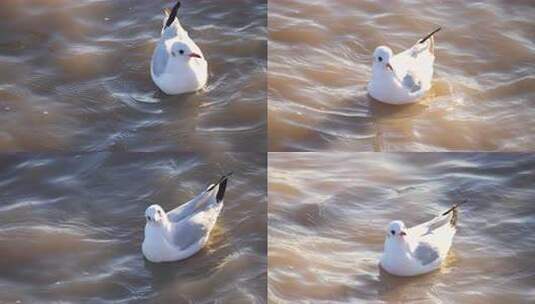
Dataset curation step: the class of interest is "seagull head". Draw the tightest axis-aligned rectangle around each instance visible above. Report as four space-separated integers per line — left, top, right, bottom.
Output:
387 220 408 240
145 204 167 225
372 46 394 73
170 41 202 62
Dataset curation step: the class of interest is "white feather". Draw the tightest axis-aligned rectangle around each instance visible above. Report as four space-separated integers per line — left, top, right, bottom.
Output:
150 5 208 95
380 205 457 276
368 36 436 105
142 180 227 263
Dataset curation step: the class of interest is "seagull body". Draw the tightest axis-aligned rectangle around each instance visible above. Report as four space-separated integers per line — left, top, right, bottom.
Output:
142 173 231 263
380 202 461 276
368 27 441 105
151 1 208 95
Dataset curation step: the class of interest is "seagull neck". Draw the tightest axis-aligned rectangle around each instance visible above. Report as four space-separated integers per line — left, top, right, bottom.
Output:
147 219 171 232
373 65 390 80
160 218 171 230
386 237 410 253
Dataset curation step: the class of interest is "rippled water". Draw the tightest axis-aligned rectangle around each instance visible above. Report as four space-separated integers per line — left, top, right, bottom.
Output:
268 0 535 151
0 152 267 303
0 0 267 152
269 153 535 303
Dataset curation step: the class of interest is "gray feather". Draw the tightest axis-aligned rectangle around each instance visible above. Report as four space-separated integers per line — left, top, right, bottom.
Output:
414 242 440 265
171 221 207 250
167 174 230 223
403 73 421 93
167 191 214 223
152 43 169 77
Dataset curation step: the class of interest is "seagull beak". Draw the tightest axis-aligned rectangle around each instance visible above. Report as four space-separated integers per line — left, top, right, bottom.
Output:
400 231 407 236
386 63 394 72
189 52 202 59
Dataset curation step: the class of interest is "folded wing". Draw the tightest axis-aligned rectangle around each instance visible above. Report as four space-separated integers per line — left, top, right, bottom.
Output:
151 43 169 77
414 241 440 266
391 39 435 94
166 173 231 223
409 199 463 237
410 202 461 265
170 219 208 250
408 211 452 237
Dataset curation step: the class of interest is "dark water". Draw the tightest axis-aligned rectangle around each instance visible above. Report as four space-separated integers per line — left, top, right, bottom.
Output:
0 152 267 303
0 0 267 152
269 153 535 303
269 0 535 151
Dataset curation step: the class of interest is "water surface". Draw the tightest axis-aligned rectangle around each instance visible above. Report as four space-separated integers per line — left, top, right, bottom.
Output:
0 0 267 152
0 152 267 303
269 153 535 303
269 0 534 151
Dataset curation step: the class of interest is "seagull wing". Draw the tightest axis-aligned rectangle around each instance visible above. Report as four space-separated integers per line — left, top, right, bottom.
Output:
413 241 440 266
408 211 451 237
169 190 226 250
166 173 231 223
410 204 459 264
390 39 435 93
402 72 421 93
408 200 462 237
151 42 169 77
169 217 209 250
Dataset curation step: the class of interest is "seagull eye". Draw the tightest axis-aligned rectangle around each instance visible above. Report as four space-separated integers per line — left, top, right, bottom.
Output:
179 49 184 55
147 216 151 221
378 56 383 62
391 230 395 235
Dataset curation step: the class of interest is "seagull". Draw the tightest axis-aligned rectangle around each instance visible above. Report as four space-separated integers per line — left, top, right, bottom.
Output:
380 201 465 276
150 1 208 95
368 27 441 105
142 173 231 263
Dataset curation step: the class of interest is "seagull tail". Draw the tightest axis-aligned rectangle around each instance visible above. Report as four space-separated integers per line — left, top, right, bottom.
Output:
164 1 181 29
207 172 233 203
442 199 467 227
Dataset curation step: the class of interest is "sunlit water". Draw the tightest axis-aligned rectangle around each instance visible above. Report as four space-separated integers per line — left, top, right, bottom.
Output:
0 152 267 303
0 0 267 152
269 153 535 303
268 0 534 151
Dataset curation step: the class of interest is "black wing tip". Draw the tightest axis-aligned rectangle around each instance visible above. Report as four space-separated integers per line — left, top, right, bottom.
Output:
164 1 181 29
205 172 232 203
442 199 467 226
441 199 467 216
215 172 232 203
419 26 442 44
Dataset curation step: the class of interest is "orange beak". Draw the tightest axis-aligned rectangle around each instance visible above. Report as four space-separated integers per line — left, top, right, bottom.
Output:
189 52 202 59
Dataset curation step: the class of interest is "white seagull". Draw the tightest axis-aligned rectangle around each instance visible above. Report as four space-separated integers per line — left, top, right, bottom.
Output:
150 1 208 95
368 27 441 105
142 173 231 263
380 201 464 276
